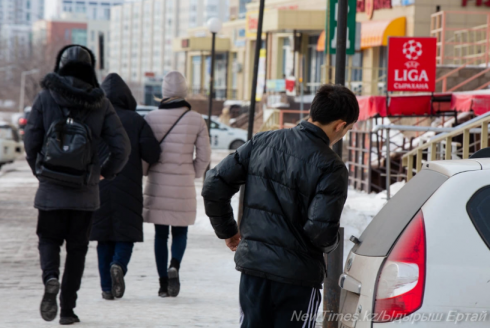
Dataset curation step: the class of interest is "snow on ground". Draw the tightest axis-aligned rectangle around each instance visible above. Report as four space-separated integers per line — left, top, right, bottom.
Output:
0 151 403 327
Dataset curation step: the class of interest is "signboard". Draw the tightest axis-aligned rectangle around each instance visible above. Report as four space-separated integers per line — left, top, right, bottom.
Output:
357 0 391 15
256 49 267 101
387 37 437 92
329 0 357 55
391 0 414 6
267 79 286 92
462 0 490 7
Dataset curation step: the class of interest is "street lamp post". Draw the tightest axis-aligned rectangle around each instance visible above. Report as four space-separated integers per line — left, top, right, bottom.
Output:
19 69 40 113
206 18 223 135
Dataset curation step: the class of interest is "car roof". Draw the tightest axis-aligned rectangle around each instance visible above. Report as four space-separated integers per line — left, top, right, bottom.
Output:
423 159 490 177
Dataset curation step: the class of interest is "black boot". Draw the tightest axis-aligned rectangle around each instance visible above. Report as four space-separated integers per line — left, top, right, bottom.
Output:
59 309 80 325
40 278 60 322
102 291 114 300
168 258 181 297
158 277 168 297
110 264 125 298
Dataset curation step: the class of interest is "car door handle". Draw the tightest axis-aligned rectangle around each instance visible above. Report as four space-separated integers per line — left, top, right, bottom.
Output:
339 273 362 294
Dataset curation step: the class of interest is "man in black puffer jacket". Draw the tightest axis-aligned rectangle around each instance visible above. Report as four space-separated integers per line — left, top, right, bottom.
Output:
202 85 359 328
24 45 130 325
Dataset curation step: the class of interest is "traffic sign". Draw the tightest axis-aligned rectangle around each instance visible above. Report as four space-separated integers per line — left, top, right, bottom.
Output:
328 0 357 55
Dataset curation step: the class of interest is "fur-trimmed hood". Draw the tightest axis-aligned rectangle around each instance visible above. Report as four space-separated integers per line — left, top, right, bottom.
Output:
41 73 105 111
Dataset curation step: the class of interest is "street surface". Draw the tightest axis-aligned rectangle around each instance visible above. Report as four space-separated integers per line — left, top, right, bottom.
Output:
0 151 389 327
0 152 240 328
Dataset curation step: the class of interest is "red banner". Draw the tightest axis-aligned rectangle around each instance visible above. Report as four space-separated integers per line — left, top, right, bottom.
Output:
387 37 437 92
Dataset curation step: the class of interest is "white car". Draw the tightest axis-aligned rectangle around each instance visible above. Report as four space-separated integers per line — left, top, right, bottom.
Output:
202 115 247 150
339 158 490 328
135 106 247 150
0 122 23 168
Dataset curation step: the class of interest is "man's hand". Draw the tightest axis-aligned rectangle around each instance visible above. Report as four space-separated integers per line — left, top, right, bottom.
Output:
100 176 104 180
225 233 241 252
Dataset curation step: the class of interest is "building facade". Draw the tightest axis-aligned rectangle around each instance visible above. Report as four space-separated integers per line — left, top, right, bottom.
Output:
33 15 110 77
109 0 230 84
44 0 123 20
174 0 490 103
0 0 45 62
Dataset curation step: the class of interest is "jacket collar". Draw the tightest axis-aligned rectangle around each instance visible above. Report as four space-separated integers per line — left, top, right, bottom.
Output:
299 121 330 145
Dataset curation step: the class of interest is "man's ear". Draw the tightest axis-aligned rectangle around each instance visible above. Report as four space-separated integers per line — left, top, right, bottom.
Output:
335 120 347 132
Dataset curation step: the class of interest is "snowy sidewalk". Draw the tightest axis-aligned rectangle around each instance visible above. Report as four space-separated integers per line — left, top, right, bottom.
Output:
0 151 395 327
0 155 241 328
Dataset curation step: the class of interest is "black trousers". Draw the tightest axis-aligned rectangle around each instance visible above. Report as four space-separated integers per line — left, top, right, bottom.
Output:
37 210 93 310
239 273 322 328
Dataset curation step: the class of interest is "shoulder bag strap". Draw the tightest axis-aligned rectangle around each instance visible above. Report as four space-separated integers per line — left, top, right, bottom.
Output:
158 109 191 144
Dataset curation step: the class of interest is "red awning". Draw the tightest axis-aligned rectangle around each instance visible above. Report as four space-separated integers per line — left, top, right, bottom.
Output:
357 92 490 121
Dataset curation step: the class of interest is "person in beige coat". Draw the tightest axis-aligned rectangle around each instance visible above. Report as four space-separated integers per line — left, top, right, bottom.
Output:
143 71 211 298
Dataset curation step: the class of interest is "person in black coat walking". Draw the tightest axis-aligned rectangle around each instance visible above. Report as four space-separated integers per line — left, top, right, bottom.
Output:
24 45 131 325
91 73 161 300
202 85 359 328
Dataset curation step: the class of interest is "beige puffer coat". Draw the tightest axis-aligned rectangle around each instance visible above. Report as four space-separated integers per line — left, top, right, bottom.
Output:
143 107 211 226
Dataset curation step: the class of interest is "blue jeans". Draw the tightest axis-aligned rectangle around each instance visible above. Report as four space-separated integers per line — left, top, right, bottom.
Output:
96 241 134 292
154 225 188 278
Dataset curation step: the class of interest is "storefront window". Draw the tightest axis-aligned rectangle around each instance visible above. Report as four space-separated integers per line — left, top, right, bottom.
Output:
231 53 238 99
282 37 294 78
192 56 202 95
307 35 324 94
205 53 228 100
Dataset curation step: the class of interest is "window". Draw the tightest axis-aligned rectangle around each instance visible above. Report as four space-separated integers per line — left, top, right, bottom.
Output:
26 13 30 21
71 29 87 46
467 186 490 250
26 0 31 9
63 1 73 12
91 30 95 41
104 8 110 20
92 7 97 19
75 2 86 13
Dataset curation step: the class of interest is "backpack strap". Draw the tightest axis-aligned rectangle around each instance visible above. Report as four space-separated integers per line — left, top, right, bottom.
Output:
158 110 191 144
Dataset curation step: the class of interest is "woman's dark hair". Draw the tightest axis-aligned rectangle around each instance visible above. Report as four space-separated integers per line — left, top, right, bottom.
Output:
310 84 359 126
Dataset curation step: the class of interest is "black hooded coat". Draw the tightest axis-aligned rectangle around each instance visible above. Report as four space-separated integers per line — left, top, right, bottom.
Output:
24 45 131 211
90 73 161 242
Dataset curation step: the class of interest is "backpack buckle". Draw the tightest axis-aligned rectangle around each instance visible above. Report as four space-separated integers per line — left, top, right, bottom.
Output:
67 118 74 124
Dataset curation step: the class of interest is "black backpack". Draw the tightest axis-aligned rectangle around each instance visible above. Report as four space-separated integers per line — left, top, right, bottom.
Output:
35 107 95 188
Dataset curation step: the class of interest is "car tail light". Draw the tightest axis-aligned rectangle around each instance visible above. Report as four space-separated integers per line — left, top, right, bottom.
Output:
18 118 27 126
373 210 426 323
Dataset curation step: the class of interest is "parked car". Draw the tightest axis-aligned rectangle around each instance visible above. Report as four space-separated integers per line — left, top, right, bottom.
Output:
338 158 490 328
136 106 247 150
0 122 23 168
17 106 31 139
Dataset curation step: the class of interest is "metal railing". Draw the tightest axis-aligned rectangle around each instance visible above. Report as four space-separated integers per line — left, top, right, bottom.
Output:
259 110 281 132
402 112 490 181
259 109 310 132
431 11 490 66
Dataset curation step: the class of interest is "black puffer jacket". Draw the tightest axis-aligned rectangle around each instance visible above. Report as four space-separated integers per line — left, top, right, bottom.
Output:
90 73 160 242
202 121 348 288
24 45 131 211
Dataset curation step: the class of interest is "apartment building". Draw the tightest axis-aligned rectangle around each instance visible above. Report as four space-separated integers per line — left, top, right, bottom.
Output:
110 0 229 84
45 0 123 20
0 0 45 61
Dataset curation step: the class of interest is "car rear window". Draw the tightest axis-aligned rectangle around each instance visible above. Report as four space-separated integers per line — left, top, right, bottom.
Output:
353 169 448 257
467 186 490 250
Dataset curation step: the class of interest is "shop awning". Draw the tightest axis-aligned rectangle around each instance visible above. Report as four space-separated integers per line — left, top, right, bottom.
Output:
360 17 406 49
357 91 490 121
317 31 326 52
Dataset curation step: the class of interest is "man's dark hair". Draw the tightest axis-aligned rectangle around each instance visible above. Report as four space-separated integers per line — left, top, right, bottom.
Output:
310 84 359 126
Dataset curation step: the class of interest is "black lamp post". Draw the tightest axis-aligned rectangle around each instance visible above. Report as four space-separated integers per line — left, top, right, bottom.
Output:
206 18 223 135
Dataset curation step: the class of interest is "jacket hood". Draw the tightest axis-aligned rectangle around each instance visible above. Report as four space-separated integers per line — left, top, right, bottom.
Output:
41 73 105 111
54 44 99 87
101 73 137 111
